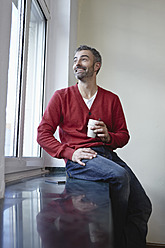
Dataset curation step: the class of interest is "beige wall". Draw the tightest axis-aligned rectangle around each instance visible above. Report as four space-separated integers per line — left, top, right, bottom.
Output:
43 0 78 167
77 0 165 244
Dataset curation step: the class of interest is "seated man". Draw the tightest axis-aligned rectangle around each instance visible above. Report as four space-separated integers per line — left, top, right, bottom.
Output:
37 45 152 248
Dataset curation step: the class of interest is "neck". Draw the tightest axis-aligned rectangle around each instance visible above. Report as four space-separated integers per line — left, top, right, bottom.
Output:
78 80 98 99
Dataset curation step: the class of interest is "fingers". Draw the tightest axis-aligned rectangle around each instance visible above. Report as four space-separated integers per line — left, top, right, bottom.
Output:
74 195 85 201
90 121 110 142
94 120 105 127
97 133 110 142
72 148 97 166
77 159 86 166
81 148 97 155
90 121 106 132
76 148 97 160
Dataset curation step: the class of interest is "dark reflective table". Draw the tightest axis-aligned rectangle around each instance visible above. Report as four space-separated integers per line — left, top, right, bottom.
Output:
0 175 114 248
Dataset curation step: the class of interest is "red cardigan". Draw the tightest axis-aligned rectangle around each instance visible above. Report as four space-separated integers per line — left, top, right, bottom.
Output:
37 84 130 161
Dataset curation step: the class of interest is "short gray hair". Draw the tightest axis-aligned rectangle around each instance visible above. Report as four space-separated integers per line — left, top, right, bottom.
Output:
74 45 102 74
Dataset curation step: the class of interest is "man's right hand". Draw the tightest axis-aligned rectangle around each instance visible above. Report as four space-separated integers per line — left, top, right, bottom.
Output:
72 148 97 166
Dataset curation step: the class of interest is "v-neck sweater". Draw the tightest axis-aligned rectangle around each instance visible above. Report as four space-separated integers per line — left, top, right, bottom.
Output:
37 84 130 161
83 90 98 109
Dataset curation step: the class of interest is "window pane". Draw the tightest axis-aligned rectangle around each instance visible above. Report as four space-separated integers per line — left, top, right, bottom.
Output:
5 0 24 156
23 0 46 157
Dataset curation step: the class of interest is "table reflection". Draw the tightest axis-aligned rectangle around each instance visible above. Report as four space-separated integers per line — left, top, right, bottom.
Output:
37 178 114 248
2 177 114 248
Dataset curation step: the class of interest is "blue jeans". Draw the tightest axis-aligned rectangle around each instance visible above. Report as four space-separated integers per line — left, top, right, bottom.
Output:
66 146 152 248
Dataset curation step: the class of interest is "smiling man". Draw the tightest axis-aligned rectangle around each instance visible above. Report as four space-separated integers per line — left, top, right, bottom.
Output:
73 50 100 80
37 45 152 248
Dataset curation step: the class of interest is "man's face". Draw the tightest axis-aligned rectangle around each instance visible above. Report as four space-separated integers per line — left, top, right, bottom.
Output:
73 50 96 81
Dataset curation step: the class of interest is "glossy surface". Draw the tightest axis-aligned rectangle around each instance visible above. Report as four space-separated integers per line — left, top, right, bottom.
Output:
0 174 113 248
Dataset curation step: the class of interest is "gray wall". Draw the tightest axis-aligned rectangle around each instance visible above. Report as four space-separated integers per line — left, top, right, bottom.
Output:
77 0 165 244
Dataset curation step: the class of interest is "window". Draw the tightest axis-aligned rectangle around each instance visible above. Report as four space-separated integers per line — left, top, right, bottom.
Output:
5 0 24 157
23 0 46 157
5 0 47 160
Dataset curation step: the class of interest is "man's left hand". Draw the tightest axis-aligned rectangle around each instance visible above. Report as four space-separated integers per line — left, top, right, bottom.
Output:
91 120 110 143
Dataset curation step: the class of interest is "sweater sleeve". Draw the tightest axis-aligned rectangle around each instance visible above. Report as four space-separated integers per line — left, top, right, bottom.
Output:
107 95 130 150
37 91 75 160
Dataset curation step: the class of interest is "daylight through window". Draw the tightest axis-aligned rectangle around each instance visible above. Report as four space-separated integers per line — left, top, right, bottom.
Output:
5 0 46 158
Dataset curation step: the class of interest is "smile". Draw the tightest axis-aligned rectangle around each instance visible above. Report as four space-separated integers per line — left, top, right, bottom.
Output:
75 67 86 73
76 69 85 73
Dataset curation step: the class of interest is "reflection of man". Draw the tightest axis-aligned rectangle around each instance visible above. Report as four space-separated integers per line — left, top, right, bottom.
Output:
37 179 110 248
37 45 152 248
37 194 94 248
71 194 97 212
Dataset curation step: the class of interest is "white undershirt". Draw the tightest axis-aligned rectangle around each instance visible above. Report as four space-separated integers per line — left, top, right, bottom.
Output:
83 91 98 109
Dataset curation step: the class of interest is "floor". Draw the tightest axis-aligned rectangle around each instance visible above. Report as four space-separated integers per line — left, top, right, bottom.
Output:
0 173 114 248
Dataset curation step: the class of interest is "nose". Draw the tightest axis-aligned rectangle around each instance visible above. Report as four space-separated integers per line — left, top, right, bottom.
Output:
74 58 81 68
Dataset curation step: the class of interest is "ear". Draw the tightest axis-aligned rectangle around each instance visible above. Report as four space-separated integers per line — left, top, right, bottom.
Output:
94 62 101 73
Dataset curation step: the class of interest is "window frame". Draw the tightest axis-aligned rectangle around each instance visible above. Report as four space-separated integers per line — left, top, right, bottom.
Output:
5 0 50 172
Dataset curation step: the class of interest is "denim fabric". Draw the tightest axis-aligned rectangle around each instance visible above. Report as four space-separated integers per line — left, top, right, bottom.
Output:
110 152 152 248
66 146 152 248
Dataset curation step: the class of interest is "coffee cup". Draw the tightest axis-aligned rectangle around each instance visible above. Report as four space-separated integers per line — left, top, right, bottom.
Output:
87 119 98 138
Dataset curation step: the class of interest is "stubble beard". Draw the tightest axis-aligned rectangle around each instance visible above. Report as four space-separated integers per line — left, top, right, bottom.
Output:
74 64 95 81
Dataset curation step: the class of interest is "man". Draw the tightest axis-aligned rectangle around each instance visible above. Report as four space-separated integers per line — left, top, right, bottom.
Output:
37 45 152 248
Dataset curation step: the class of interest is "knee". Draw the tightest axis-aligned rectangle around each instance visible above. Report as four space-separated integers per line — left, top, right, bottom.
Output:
116 168 130 186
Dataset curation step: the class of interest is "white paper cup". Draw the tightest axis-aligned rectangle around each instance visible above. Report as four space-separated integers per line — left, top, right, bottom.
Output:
87 119 98 138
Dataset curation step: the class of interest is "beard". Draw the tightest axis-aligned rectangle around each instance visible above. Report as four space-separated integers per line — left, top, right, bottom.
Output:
74 64 95 80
